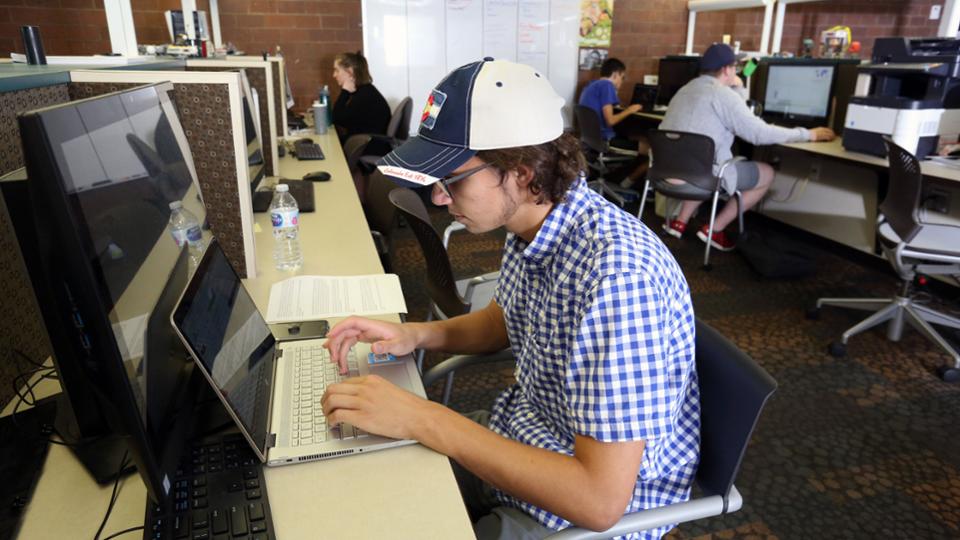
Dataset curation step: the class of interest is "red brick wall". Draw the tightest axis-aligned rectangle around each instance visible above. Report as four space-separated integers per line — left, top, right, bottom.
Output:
0 0 947 109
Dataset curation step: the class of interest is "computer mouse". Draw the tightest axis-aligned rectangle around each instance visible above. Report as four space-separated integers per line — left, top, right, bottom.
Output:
296 137 314 144
303 170 331 182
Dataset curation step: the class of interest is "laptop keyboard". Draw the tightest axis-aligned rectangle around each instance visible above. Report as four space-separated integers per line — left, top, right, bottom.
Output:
146 434 275 540
289 345 366 445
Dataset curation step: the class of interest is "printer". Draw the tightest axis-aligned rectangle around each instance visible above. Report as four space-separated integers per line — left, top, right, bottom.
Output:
843 37 960 158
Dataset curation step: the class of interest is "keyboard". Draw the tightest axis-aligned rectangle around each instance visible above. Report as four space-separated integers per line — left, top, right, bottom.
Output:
294 141 325 161
252 180 315 213
145 434 276 540
287 345 365 445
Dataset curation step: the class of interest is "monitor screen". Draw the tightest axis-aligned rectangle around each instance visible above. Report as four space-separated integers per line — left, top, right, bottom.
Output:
21 83 205 502
238 70 265 188
656 56 700 106
763 64 835 121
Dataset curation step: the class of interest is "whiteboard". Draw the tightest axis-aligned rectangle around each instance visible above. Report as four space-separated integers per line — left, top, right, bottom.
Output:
362 0 580 134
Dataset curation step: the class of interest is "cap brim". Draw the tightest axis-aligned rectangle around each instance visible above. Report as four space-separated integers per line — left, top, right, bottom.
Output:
376 136 476 187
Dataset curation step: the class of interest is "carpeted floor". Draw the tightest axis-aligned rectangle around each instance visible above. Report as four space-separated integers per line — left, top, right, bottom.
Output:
389 198 960 539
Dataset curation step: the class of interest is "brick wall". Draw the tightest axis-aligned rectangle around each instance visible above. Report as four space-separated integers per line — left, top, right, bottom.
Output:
0 1 949 112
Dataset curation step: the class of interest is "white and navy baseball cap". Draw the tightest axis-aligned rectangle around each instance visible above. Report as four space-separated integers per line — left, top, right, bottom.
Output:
377 58 565 186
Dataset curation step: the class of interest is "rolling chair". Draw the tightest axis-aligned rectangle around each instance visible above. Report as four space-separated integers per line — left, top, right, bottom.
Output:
638 130 744 269
343 134 373 174
388 188 504 403
359 97 414 170
574 104 638 207
809 138 960 382
363 170 400 273
544 319 777 539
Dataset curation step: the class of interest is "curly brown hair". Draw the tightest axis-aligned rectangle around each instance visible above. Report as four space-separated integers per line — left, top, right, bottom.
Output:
475 132 585 204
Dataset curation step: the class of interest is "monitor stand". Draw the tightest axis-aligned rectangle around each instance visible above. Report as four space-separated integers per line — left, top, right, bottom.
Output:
54 394 136 484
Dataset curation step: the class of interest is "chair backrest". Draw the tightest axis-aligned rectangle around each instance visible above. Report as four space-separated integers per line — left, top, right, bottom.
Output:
574 104 608 154
694 320 777 503
881 137 924 244
344 134 373 174
365 170 399 241
387 97 414 142
648 130 719 193
388 188 471 318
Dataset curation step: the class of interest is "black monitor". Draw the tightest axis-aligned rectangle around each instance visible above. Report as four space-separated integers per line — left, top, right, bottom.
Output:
17 82 204 501
630 83 658 111
656 56 701 107
238 70 265 189
761 62 836 128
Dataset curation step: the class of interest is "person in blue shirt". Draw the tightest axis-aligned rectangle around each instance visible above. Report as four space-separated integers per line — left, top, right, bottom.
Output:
322 59 699 540
578 58 648 189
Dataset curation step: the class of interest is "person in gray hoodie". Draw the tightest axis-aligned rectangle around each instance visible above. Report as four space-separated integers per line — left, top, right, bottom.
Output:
659 43 836 251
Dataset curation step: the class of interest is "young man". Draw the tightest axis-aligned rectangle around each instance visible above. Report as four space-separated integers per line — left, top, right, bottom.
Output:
322 59 699 539
659 43 836 251
578 57 648 188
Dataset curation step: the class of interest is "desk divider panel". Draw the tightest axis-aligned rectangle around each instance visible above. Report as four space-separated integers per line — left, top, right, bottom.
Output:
68 71 258 279
185 60 279 176
224 56 288 138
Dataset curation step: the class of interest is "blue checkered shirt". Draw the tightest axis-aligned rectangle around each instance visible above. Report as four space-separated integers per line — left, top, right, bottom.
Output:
489 179 700 539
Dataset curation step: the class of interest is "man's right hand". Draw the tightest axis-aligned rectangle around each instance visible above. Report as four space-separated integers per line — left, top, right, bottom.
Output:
323 317 422 374
809 127 836 142
625 103 642 114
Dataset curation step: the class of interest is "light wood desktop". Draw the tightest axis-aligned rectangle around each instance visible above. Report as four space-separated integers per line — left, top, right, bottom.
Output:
778 139 960 184
3 130 473 540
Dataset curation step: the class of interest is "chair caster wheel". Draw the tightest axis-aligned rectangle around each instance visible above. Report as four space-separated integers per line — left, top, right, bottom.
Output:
937 366 960 383
828 342 847 357
805 307 820 320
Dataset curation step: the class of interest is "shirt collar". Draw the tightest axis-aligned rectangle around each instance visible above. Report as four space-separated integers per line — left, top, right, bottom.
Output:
514 177 591 268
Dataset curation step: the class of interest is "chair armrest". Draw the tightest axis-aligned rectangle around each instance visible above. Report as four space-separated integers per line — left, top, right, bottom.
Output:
462 271 500 304
716 156 747 180
544 486 743 540
607 146 640 158
442 221 467 249
421 348 515 388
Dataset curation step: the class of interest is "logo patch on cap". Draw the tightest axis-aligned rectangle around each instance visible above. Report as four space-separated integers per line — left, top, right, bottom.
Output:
420 89 447 130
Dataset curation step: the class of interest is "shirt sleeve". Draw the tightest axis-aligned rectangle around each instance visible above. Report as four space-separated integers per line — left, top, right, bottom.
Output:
600 81 620 108
566 271 676 443
714 86 810 146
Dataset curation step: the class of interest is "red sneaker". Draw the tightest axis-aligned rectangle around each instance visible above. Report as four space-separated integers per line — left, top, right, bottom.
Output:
662 219 686 239
697 225 736 251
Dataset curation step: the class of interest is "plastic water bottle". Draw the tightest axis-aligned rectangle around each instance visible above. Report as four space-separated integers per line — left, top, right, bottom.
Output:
270 184 303 270
319 84 331 125
168 201 204 267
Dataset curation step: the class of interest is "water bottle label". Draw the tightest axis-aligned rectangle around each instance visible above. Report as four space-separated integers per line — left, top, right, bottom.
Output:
271 208 299 229
170 225 202 247
185 225 202 244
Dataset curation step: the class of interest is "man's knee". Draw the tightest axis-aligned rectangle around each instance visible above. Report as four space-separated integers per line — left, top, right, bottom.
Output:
756 162 775 188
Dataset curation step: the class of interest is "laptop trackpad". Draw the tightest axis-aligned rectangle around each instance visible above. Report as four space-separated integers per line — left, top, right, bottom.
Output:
369 362 412 388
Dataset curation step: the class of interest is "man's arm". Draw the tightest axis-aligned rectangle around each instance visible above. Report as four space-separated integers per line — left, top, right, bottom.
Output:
602 103 642 127
715 87 812 145
322 378 645 531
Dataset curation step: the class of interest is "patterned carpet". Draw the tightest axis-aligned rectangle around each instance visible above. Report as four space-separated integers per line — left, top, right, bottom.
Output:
389 197 960 539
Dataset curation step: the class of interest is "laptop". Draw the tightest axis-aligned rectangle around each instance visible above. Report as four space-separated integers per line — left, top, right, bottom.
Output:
171 240 424 466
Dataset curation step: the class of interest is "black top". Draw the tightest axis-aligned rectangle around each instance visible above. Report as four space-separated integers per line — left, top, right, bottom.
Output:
332 83 391 143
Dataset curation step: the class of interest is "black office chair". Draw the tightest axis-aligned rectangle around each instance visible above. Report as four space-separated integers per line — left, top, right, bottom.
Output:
363 170 400 272
545 319 777 539
810 138 960 382
388 188 504 402
360 97 414 170
638 130 744 269
574 104 638 207
343 134 373 175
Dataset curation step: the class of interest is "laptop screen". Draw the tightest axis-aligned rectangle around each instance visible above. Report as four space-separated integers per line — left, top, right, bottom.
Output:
172 241 275 455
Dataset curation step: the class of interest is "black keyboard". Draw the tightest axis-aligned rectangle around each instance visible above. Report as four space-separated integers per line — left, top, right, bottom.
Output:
145 434 276 540
294 141 325 161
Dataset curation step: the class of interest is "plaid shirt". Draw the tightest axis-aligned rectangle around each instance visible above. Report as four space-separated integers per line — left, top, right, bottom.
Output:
489 179 700 539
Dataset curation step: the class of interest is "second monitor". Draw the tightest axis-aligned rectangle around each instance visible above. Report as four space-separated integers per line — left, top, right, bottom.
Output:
759 61 836 128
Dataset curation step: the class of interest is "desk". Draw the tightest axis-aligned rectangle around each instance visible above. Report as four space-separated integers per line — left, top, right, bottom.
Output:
5 131 473 540
778 139 960 184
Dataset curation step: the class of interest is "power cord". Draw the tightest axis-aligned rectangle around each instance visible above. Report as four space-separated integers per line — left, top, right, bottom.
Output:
99 525 145 540
93 450 131 540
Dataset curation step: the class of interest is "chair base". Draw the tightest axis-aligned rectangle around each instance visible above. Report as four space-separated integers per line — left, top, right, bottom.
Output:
815 294 960 379
588 179 634 207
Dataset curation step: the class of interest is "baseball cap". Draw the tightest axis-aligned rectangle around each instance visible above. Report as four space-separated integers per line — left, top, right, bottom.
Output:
700 43 745 72
377 58 565 187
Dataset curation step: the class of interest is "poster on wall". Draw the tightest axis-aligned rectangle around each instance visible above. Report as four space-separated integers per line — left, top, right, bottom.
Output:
579 0 613 48
578 47 608 70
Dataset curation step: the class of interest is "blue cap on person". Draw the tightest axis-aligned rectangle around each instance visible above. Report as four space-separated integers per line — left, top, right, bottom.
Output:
377 58 565 187
700 43 744 72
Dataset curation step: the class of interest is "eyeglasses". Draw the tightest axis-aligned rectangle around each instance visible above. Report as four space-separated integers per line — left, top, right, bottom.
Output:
435 163 493 200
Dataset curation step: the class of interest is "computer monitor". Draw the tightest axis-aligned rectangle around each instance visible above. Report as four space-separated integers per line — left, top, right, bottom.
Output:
238 70 265 189
18 83 204 500
656 56 701 107
630 83 658 111
761 63 836 128
165 10 210 42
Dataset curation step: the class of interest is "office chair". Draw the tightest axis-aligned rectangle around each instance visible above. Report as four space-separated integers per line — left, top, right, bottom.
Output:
638 130 744 269
388 188 504 402
363 170 400 273
809 138 960 382
343 134 373 175
360 97 414 170
574 104 638 207
544 319 777 539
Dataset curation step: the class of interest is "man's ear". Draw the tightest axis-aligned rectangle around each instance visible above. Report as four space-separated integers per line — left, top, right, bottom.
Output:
513 164 536 188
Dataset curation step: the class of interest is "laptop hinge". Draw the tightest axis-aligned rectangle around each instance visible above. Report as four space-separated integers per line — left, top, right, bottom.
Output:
266 433 277 450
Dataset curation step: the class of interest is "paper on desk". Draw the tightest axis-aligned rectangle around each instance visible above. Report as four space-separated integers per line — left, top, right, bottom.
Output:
266 274 407 323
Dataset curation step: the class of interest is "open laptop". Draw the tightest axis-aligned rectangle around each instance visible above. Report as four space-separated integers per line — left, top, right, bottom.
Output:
171 239 424 466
